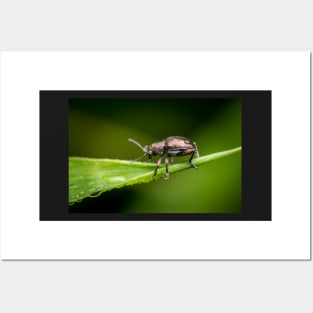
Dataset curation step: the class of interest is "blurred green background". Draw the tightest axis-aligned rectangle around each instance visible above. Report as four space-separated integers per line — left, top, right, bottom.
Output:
69 98 241 213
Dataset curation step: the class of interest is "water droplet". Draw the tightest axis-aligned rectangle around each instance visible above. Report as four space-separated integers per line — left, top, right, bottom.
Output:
106 176 126 183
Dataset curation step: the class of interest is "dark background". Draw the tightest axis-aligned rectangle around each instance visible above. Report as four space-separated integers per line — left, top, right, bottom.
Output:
69 97 241 214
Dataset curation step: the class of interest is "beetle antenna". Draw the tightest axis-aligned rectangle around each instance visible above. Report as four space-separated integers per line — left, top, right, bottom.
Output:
129 154 146 164
128 138 145 152
128 138 147 163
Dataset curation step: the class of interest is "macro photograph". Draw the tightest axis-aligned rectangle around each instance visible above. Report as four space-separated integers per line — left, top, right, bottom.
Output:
68 95 242 216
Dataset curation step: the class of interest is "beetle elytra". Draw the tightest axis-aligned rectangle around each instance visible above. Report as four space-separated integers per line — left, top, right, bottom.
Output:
128 136 199 179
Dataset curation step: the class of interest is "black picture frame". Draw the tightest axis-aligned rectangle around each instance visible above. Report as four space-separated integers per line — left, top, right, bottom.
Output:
40 90 271 221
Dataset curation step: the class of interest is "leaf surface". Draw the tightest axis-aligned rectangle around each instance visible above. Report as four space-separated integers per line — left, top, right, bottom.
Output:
69 146 241 204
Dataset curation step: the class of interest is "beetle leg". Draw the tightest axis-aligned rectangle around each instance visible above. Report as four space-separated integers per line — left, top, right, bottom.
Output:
153 157 163 178
189 151 197 169
164 157 169 179
193 142 200 158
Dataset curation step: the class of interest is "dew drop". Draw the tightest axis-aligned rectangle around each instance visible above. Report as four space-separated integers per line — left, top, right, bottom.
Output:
106 176 126 183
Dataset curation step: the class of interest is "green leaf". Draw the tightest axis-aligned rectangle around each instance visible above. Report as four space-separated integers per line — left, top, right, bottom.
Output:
69 146 241 204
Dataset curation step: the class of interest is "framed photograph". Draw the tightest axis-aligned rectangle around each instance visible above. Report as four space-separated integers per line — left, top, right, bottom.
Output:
40 90 270 221
0 52 310 260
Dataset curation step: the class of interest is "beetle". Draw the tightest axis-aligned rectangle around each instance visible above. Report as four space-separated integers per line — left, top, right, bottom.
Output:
128 136 199 179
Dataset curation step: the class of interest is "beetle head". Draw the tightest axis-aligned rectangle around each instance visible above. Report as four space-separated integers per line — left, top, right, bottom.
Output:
128 138 149 162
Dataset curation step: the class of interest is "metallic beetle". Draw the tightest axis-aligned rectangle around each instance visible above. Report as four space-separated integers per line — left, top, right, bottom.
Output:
128 136 199 179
